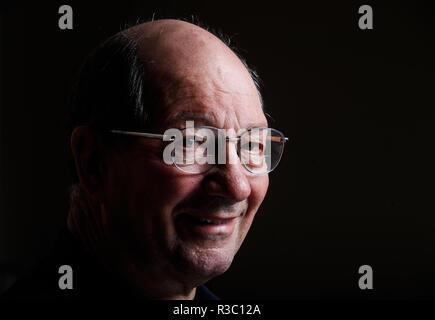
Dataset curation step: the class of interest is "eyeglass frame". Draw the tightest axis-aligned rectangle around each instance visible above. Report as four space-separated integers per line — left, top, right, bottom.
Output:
109 126 289 175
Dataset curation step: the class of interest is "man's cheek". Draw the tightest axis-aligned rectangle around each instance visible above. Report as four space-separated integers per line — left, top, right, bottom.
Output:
255 177 269 205
163 177 202 199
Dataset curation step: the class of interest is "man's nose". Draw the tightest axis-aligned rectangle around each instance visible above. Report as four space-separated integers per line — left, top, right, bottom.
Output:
202 143 251 202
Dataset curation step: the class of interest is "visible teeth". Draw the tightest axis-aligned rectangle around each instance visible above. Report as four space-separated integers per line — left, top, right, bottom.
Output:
199 218 226 225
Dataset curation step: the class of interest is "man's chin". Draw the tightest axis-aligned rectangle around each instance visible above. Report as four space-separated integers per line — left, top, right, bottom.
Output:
173 244 236 282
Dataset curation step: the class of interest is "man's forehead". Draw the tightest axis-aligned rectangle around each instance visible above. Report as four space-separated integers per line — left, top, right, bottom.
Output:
148 64 265 131
162 108 267 131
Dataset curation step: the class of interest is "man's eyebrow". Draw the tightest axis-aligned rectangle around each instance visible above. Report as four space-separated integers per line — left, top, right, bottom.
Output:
166 111 268 129
167 112 217 127
246 122 269 129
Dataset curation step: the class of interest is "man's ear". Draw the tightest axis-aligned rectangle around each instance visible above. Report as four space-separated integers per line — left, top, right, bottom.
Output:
71 126 106 198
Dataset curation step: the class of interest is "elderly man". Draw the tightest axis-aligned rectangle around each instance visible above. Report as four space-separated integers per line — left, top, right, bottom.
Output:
4 19 287 300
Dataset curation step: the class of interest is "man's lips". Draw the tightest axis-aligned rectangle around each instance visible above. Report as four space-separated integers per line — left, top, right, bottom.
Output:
175 212 239 238
182 212 238 222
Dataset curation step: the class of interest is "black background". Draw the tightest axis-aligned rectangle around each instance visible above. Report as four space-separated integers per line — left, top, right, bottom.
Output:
0 0 434 299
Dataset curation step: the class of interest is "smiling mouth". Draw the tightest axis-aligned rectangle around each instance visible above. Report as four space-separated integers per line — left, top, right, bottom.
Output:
184 214 235 225
175 213 238 239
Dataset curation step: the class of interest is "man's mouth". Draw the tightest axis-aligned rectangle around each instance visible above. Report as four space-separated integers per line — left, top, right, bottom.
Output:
184 214 234 225
175 212 238 239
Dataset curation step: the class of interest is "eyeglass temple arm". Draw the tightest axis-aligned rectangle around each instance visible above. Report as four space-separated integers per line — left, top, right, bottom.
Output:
111 130 289 143
226 137 289 142
110 130 175 141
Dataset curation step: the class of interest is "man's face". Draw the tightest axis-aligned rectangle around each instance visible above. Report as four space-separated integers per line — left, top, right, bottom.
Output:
100 23 269 283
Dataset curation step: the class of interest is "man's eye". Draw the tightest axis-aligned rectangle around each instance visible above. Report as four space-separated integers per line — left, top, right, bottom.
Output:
241 141 263 153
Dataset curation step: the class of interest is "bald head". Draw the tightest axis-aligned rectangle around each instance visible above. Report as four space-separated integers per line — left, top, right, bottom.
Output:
125 20 253 80
124 19 253 76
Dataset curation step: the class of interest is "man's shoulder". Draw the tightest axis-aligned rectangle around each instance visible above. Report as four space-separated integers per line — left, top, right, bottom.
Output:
2 226 100 300
195 285 219 300
2 259 63 300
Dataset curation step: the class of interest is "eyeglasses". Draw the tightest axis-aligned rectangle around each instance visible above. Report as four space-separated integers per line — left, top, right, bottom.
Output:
110 126 289 175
